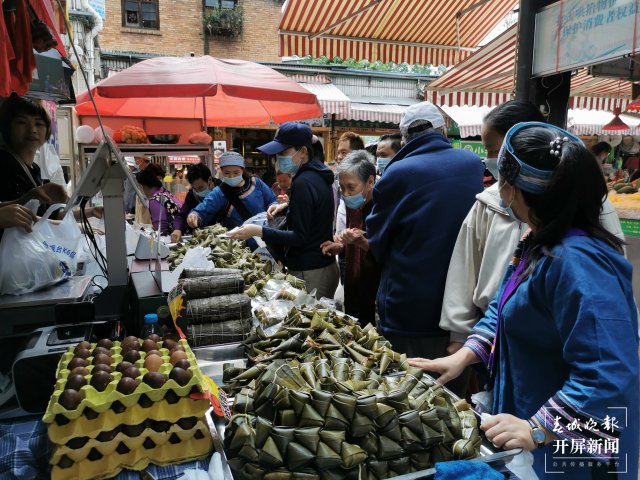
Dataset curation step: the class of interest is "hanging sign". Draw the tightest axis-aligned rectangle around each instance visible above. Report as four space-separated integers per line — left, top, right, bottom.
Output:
533 0 640 76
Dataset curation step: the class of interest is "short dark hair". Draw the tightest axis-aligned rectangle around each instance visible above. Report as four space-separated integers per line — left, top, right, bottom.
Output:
379 133 402 153
365 143 378 156
484 100 545 136
339 131 365 151
507 126 624 276
186 163 212 184
0 93 52 144
136 163 164 188
591 141 611 156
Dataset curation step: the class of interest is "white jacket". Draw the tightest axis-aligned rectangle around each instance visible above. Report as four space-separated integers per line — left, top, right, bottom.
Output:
439 183 625 343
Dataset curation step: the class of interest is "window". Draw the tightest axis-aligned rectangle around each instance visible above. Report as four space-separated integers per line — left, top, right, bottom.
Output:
204 0 237 9
122 0 159 29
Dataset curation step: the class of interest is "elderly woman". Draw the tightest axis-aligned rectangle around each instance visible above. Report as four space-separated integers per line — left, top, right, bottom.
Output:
136 163 182 235
187 152 276 233
227 123 338 299
321 150 379 327
411 122 638 479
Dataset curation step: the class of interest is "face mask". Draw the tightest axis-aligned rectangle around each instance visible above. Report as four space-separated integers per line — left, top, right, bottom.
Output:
498 183 518 221
194 188 211 199
485 157 499 178
377 157 391 174
276 149 301 176
343 192 366 210
222 175 243 187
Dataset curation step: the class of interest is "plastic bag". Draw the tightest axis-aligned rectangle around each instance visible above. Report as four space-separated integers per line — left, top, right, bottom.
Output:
34 143 66 187
34 204 83 275
0 218 69 295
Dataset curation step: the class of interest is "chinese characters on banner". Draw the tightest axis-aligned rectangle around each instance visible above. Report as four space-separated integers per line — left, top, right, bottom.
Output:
533 0 640 75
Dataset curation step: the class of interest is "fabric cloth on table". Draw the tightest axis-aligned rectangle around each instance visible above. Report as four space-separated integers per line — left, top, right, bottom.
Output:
435 460 504 480
0 417 213 480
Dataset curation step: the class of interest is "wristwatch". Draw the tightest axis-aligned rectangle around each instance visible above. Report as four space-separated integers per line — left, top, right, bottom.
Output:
528 418 546 448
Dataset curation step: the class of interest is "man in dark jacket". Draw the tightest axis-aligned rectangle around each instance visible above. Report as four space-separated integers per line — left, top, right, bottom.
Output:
366 102 484 360
228 122 339 299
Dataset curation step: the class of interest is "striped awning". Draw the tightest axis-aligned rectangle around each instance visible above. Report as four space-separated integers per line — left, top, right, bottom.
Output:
428 24 634 111
440 105 493 138
299 82 351 117
338 102 410 124
568 109 640 136
279 0 518 67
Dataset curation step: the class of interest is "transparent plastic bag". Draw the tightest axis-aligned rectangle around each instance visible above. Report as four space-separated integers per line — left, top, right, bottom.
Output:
35 203 83 275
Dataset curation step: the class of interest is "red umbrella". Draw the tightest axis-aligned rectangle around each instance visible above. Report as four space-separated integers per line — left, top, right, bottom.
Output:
75 56 322 126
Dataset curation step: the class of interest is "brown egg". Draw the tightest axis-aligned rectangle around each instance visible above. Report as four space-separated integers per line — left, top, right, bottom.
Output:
116 377 139 394
92 353 112 366
143 372 166 388
92 346 111 358
123 366 141 379
73 348 91 360
169 367 192 386
164 390 179 404
146 349 162 357
141 339 158 353
90 371 112 392
144 354 163 372
71 366 89 377
92 364 112 375
138 394 153 408
84 408 99 419
121 336 139 347
170 345 185 353
96 338 114 350
111 400 126 414
116 361 134 373
122 350 141 364
121 342 141 355
162 339 177 350
170 350 188 365
173 359 191 370
74 341 91 352
59 389 82 410
146 333 161 343
67 358 88 371
65 374 87 391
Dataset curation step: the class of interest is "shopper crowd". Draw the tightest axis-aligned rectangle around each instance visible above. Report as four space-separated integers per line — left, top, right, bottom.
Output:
0 92 637 478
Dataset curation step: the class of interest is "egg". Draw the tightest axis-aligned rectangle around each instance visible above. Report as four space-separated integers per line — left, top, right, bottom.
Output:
65 374 87 391
173 359 191 370
143 372 167 388
92 346 111 358
84 408 99 419
164 390 179 404
74 341 91 352
92 364 112 374
90 371 112 392
111 401 126 414
146 333 161 343
59 389 82 410
71 366 89 377
123 366 141 379
162 339 177 350
121 336 139 347
116 377 139 394
122 350 141 364
169 367 192 386
67 358 88 371
116 361 134 373
170 345 185 353
170 350 188 365
146 349 162 358
141 339 158 353
96 338 113 350
73 348 91 360
92 353 111 366
144 354 163 372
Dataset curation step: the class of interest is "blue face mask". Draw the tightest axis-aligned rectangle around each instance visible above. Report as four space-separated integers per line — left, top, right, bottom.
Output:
276 149 301 176
194 188 211 199
343 192 366 210
222 175 243 187
498 183 518 221
376 157 391 174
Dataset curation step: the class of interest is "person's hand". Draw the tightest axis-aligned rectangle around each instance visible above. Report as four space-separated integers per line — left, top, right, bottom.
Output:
320 240 344 256
187 212 200 229
446 341 464 355
0 204 37 231
26 183 68 204
408 347 478 385
277 194 289 204
227 224 262 240
267 203 287 221
341 228 365 245
482 414 537 451
171 229 182 243
86 206 104 219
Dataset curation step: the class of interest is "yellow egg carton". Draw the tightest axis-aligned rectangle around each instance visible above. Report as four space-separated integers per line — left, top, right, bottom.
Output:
43 339 207 423
47 395 210 445
50 418 213 480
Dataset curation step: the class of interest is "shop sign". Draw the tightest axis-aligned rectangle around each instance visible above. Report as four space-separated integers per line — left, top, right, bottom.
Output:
89 0 106 19
213 141 227 164
451 140 487 158
533 0 640 76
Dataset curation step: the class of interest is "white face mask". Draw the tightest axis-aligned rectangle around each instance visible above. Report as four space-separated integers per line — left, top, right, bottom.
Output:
485 157 499 179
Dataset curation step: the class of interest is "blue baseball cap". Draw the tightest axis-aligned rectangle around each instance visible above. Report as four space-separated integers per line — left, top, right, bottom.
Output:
258 122 313 155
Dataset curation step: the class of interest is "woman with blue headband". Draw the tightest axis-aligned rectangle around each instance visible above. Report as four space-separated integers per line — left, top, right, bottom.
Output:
410 122 639 479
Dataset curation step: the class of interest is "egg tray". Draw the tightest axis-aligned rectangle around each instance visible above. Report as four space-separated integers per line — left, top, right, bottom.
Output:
47 395 211 445
50 419 213 480
43 339 208 423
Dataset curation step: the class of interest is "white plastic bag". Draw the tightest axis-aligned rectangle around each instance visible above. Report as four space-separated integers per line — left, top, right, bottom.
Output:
0 222 68 295
34 204 83 275
34 143 66 187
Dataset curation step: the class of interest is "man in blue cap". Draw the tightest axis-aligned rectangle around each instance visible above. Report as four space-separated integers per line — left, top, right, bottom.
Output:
228 122 339 299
